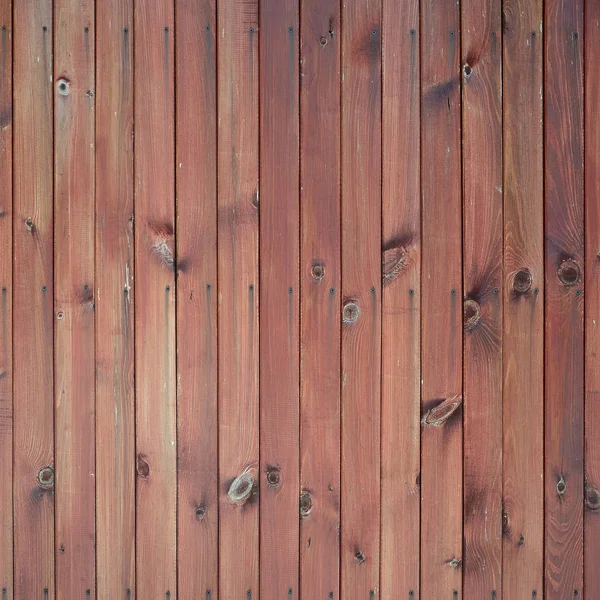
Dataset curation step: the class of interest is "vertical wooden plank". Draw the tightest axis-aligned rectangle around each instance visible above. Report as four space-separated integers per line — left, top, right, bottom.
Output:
95 0 135 597
340 1 381 597
175 0 218 598
13 2 54 597
420 0 463 597
461 1 503 597
134 2 176 598
259 0 300 598
299 1 341 597
380 1 420 598
585 3 600 597
54 1 96 596
502 0 544 596
217 0 259 597
544 0 584 597
0 1 11 596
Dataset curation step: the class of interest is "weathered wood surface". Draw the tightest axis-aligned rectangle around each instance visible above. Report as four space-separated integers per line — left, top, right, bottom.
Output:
461 1 503 597
13 2 55 598
544 0 585 597
3 1 600 597
420 0 463 597
503 0 545 597
95 0 135 596
134 2 177 597
176 1 218 598
381 1 420 597
0 0 11 596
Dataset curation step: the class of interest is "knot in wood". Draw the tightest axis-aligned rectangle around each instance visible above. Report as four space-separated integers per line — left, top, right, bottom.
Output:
513 268 533 294
299 490 312 517
195 505 206 521
463 299 480 330
422 395 462 427
136 454 150 478
342 301 359 324
354 550 365 564
556 476 566 496
266 467 281 488
25 217 34 232
57 78 70 96
228 468 255 505
38 466 54 489
586 485 600 511
320 36 328 46
557 259 580 286
463 63 473 79
311 263 325 281
447 557 462 569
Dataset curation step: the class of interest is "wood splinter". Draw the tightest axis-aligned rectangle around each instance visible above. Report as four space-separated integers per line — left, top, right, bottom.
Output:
422 395 462 427
227 467 256 505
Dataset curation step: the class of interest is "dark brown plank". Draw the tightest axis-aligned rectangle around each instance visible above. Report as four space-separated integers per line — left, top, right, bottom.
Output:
217 1 259 597
585 3 600 597
175 0 218 598
0 2 12 596
420 0 463 597
259 0 300 598
380 2 420 597
299 1 341 597
54 2 96 595
461 1 503 597
13 2 55 596
502 0 544 596
95 0 135 596
340 1 381 597
134 3 177 597
544 0 584 597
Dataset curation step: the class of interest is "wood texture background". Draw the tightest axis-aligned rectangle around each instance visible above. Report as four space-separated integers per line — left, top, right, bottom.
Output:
0 0 598 598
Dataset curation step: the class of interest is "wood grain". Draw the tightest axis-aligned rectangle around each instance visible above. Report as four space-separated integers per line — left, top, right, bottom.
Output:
259 1 300 598
53 1 96 596
175 1 218 598
95 0 135 597
0 2 11 596
13 3 55 596
585 3 600 598
217 0 260 597
502 0 544 596
299 0 341 597
544 0 585 597
134 2 177 597
420 0 463 597
380 2 420 597
340 1 381 597
461 1 503 597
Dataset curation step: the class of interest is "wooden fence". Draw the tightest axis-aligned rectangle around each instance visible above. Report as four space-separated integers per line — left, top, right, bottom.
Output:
0 0 598 598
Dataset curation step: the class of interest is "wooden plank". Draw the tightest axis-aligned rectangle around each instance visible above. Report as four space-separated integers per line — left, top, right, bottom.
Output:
299 1 341 598
259 0 300 598
12 2 55 597
175 0 218 598
134 3 177 598
420 0 463 597
585 3 600 597
380 2 420 598
502 0 544 596
95 1 135 597
217 0 259 597
0 2 12 596
53 1 96 596
340 1 381 597
461 1 503 597
544 0 585 597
